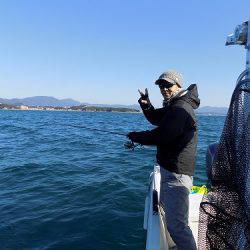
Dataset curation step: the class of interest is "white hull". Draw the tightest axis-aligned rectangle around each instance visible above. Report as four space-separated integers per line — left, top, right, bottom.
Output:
144 166 203 249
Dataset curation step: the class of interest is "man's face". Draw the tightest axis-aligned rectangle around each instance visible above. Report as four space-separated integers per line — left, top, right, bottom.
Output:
159 82 180 100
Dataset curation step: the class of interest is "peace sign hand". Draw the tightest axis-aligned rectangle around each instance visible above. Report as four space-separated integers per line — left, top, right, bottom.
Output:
138 88 149 98
138 88 151 106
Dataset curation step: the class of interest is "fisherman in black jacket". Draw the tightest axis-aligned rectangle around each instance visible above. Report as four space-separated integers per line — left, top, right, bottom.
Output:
128 70 200 250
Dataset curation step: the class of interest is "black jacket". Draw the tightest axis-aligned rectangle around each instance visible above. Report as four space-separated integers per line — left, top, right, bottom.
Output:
130 84 200 176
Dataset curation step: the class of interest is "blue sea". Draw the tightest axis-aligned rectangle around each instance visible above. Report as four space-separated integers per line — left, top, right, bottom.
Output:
0 110 225 249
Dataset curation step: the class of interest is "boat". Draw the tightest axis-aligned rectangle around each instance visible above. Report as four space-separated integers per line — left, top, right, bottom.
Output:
143 19 250 249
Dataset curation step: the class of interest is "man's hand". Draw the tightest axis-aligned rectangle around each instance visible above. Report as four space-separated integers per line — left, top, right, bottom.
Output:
127 132 137 142
138 88 151 107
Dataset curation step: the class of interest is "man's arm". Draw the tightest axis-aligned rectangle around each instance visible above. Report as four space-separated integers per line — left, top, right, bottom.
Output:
138 88 165 126
128 107 187 145
140 104 165 126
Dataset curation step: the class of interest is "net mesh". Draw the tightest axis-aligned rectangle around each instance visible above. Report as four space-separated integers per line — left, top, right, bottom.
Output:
198 79 250 249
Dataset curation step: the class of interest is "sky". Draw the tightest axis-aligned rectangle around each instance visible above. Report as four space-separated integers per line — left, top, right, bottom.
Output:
1 0 250 107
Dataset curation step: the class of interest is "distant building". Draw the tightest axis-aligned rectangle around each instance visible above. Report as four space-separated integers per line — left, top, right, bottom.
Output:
20 105 29 110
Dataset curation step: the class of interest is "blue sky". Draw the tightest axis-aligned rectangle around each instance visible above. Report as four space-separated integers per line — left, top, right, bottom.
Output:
1 0 250 107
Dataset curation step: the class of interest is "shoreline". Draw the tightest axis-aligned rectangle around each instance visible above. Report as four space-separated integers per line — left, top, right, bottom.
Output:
0 108 142 114
0 109 228 116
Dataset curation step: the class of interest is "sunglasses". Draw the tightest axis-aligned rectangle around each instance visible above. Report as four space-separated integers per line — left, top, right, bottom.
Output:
158 81 174 90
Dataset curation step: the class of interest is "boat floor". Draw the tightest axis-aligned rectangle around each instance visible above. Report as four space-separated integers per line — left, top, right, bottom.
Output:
189 193 203 243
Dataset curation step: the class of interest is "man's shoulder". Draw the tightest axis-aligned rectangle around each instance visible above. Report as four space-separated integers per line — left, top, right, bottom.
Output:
170 99 195 117
170 98 188 109
172 97 194 109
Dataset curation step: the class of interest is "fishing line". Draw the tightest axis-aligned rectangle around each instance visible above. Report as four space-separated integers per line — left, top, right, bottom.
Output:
59 123 127 136
58 123 140 150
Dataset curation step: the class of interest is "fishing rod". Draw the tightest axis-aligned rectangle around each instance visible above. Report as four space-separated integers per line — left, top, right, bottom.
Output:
58 123 140 150
60 123 127 136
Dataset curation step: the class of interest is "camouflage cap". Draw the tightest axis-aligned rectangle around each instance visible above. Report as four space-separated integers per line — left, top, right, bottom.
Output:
155 70 183 87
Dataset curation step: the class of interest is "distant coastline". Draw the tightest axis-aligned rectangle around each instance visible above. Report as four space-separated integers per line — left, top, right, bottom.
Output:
0 104 228 116
0 103 140 113
0 96 229 115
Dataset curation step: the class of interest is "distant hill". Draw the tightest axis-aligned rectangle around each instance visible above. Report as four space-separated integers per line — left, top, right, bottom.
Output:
0 96 81 107
82 103 140 110
0 96 140 109
196 106 228 115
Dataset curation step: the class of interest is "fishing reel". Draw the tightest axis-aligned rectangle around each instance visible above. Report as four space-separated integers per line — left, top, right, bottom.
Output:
124 141 141 151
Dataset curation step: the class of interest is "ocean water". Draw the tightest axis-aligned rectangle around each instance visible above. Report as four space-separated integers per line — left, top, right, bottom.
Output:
0 110 225 249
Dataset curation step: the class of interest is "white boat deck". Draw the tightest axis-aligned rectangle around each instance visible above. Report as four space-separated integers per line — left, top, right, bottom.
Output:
189 193 204 244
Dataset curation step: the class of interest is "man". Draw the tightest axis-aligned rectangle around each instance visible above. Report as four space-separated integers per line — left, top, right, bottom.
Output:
127 70 200 250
